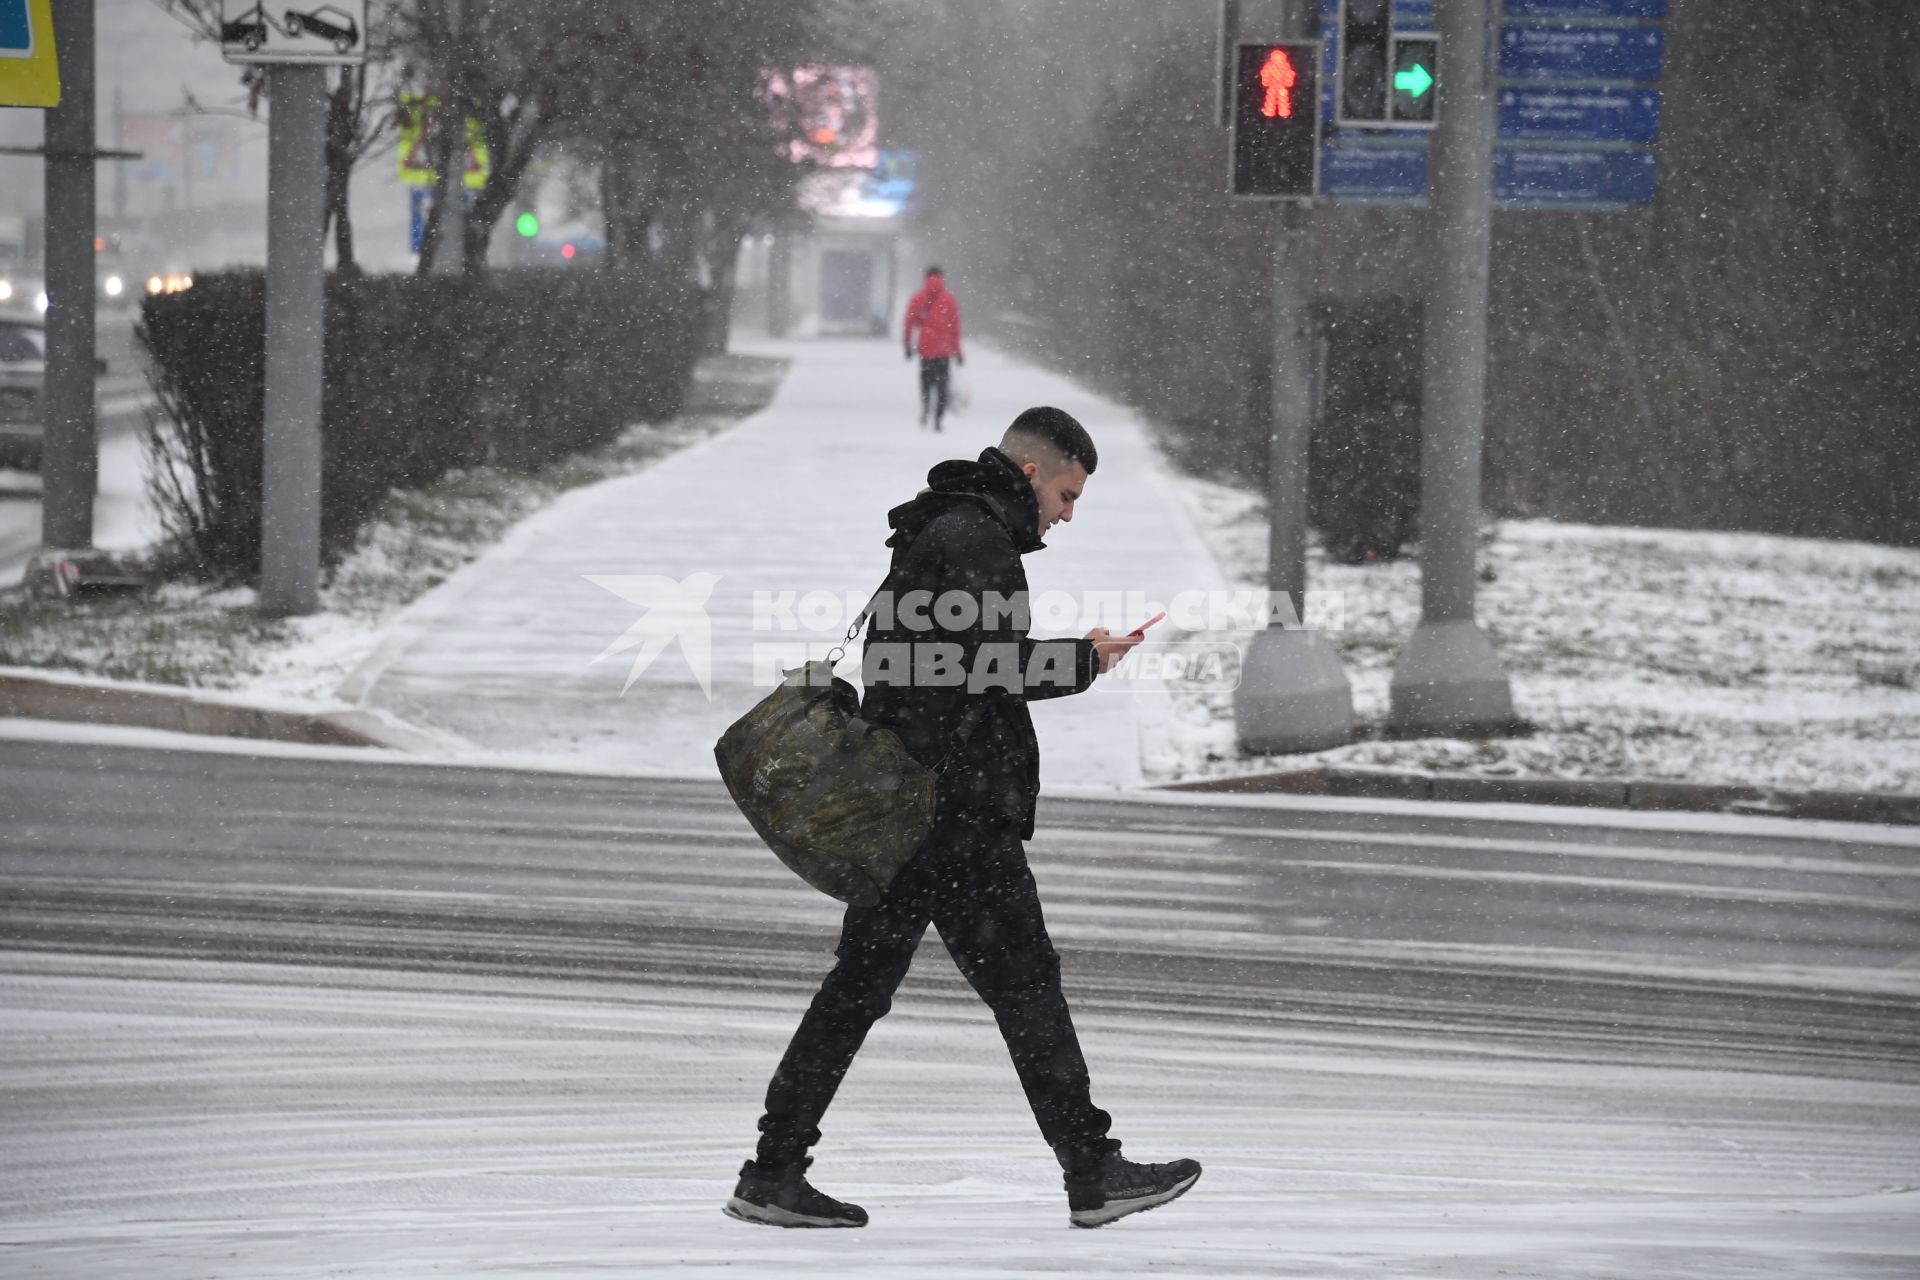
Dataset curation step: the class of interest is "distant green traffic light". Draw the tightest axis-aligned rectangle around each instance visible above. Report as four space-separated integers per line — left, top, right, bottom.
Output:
515 212 540 238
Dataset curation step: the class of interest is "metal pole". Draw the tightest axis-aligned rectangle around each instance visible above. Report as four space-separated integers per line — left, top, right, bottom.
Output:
431 0 465 276
1388 0 1515 731
40 0 96 551
1232 0 1354 756
1265 199 1312 621
259 65 328 617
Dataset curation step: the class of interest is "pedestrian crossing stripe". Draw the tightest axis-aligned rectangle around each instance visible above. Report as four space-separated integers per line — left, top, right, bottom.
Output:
0 0 59 109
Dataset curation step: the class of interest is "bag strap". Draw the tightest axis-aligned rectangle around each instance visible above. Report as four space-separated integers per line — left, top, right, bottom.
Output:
825 559 905 667
827 536 993 774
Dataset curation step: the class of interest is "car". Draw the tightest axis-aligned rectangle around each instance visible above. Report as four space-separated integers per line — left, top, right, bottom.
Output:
0 315 110 472
0 272 48 316
221 4 272 53
284 6 359 53
0 315 47 469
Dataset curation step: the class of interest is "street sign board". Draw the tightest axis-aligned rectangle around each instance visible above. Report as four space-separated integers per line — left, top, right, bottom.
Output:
1389 0 1433 30
0 0 59 108
1319 140 1427 202
1494 146 1655 206
1319 0 1432 29
220 1 367 66
1499 23 1664 83
1497 87 1659 142
409 186 474 254
396 95 490 189
409 187 428 254
1504 0 1666 19
1318 137 1656 208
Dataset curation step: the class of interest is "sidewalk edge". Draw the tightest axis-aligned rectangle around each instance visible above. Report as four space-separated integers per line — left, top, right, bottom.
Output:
1159 765 1920 827
0 670 437 752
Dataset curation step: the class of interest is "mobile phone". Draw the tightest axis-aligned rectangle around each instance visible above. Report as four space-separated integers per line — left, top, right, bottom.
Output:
1128 611 1166 637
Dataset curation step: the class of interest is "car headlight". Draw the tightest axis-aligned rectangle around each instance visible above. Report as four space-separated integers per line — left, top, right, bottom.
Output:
104 274 125 297
34 290 48 313
0 280 12 302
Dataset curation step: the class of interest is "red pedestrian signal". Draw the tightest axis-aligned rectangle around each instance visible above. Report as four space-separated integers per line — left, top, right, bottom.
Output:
1260 48 1298 119
1231 41 1322 199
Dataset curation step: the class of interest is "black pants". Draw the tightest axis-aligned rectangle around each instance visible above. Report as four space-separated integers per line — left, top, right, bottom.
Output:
918 357 951 427
753 812 1113 1170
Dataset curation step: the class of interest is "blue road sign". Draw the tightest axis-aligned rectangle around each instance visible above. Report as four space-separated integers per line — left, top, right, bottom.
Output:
1499 24 1664 83
1498 88 1660 142
0 0 31 53
409 188 429 253
1320 141 1428 202
409 187 473 252
1315 138 1656 208
1319 0 1433 29
1494 146 1655 206
1319 21 1338 123
1504 0 1666 19
1390 0 1434 33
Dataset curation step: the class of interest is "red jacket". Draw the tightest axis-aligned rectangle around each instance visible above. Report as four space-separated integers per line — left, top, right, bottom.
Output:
903 276 964 361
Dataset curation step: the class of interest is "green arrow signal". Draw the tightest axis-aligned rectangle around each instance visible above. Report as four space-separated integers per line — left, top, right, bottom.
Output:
1394 63 1434 99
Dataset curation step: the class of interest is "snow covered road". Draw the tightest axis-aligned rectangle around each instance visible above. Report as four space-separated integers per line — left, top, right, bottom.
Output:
3 951 1916 1279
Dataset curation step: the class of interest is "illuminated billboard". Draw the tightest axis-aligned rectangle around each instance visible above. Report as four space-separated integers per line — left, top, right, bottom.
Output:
765 65 879 169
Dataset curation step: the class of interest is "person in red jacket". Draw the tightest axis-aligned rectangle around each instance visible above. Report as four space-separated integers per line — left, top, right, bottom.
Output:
903 266 964 431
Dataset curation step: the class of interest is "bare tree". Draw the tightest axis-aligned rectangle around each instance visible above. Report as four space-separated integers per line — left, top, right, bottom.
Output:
149 0 401 273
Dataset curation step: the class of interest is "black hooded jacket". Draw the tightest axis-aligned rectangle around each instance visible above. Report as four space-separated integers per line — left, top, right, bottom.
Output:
860 447 1100 838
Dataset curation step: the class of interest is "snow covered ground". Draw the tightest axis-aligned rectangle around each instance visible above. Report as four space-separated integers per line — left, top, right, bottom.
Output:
0 398 164 586
1165 480 1920 794
353 336 1225 789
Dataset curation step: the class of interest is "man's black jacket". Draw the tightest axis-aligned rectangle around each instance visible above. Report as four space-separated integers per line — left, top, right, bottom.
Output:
860 447 1100 839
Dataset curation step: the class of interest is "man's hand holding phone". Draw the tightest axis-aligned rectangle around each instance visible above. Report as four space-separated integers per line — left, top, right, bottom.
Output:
1087 612 1162 674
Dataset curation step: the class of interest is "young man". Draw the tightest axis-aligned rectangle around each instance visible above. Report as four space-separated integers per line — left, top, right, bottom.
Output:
726 406 1202 1230
902 266 964 431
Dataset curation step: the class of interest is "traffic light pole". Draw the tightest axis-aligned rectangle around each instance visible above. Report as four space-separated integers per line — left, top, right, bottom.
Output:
1232 0 1354 756
1388 0 1514 731
40 0 96 552
259 64 328 617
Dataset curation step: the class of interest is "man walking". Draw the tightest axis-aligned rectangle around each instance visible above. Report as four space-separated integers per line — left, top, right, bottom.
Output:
726 407 1202 1230
903 265 964 431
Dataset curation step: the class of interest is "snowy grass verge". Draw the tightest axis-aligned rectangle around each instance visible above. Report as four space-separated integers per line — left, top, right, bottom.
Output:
0 355 789 703
1154 475 1920 797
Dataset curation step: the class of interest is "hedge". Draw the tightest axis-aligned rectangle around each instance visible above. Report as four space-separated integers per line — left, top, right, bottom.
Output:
139 267 705 580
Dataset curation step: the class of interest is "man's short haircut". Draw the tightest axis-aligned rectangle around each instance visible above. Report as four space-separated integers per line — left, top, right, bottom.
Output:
1002 406 1098 476
925 265 944 278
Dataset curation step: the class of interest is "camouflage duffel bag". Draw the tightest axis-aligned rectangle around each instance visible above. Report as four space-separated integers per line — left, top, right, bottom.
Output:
714 659 935 907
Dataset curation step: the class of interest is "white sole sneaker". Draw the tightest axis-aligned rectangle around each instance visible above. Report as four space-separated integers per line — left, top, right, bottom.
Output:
1068 1168 1202 1228
723 1196 864 1229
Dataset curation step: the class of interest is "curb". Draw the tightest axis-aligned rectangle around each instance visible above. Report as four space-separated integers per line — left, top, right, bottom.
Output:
1160 765 1920 828
8 669 1914 829
0 672 440 753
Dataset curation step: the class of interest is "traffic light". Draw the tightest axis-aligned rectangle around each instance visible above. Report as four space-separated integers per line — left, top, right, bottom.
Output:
515 211 540 238
1230 42 1321 198
1338 0 1392 126
1389 35 1439 127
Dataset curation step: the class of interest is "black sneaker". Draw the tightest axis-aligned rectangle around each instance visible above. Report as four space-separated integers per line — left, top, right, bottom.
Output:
1064 1153 1202 1228
723 1157 868 1229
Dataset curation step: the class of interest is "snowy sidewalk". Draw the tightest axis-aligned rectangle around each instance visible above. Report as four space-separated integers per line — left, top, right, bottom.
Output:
353 338 1230 789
